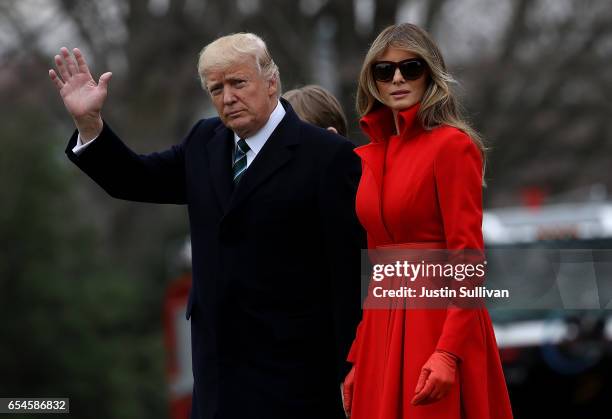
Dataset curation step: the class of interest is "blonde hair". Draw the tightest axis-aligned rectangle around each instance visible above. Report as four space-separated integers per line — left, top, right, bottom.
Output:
283 85 348 136
357 23 486 168
197 32 281 96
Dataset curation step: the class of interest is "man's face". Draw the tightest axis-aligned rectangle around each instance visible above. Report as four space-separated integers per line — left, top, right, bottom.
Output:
205 58 278 139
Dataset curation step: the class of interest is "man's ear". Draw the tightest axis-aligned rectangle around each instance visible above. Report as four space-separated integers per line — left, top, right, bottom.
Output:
326 127 338 134
268 77 278 97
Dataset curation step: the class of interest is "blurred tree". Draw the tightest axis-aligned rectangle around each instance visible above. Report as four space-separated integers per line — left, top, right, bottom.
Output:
0 107 167 418
2 0 611 208
445 0 612 205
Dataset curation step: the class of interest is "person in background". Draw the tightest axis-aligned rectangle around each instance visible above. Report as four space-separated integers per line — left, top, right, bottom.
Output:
341 23 513 419
283 84 348 136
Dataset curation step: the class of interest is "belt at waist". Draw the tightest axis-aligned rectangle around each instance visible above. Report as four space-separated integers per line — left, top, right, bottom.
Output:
370 241 448 264
375 241 447 250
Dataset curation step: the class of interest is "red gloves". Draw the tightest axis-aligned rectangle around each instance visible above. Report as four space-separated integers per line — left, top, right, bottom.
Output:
341 351 456 415
411 350 458 405
342 365 355 417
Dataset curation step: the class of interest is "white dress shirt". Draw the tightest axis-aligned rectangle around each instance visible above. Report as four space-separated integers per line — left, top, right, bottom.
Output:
72 100 286 164
232 100 285 168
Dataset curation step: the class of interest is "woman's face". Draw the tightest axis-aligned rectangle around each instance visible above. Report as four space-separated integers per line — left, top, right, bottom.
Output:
374 47 428 112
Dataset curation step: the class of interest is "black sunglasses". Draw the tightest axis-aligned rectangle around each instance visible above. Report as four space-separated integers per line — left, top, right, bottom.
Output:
371 58 427 82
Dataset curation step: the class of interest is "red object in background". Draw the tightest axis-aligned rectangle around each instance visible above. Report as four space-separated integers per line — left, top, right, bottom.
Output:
163 274 193 419
499 347 522 364
520 187 547 209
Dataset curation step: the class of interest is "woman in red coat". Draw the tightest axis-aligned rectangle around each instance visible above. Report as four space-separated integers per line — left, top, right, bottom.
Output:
342 23 513 419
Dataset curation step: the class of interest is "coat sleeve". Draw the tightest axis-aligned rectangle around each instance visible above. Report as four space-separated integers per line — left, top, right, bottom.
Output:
433 130 487 360
65 120 203 204
318 139 367 382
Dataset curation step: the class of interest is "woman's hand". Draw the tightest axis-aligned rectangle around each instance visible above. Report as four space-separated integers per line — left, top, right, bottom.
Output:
411 350 458 405
341 365 355 417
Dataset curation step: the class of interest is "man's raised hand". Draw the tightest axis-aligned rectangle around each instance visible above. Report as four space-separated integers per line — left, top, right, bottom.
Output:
49 47 111 142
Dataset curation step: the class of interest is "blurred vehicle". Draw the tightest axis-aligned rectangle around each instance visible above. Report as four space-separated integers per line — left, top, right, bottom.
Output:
484 200 612 418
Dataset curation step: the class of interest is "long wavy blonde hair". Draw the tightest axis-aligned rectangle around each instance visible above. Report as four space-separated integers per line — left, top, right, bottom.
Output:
357 23 486 165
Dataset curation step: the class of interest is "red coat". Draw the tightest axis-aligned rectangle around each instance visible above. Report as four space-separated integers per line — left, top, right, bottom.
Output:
348 103 513 419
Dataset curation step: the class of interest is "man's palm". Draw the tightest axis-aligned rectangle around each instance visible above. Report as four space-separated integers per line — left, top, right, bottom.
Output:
60 72 106 118
49 47 111 139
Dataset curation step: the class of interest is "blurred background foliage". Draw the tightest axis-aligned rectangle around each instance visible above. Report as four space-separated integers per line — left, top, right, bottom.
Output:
1 0 611 418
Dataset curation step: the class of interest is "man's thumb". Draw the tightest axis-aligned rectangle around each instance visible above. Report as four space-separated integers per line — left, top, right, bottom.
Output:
98 72 112 90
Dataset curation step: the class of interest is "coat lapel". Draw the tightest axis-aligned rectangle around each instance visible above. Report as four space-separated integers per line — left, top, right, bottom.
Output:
206 124 234 212
353 104 409 244
225 99 300 216
354 142 394 243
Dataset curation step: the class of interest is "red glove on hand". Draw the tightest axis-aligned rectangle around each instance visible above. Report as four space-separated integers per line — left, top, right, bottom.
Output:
411 350 458 406
341 365 355 417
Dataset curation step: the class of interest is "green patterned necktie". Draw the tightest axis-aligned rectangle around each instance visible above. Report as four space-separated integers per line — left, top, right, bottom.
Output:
232 138 250 184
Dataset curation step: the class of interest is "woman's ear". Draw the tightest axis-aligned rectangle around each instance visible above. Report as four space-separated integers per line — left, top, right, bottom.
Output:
326 127 338 134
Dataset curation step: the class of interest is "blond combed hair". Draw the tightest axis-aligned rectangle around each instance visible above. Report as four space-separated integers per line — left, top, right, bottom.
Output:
356 23 486 171
197 32 281 96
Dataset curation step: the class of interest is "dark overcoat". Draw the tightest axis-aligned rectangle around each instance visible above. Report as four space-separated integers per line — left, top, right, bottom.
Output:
66 99 365 419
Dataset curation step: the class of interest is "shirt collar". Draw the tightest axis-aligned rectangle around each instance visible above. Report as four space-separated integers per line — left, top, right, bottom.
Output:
233 100 286 155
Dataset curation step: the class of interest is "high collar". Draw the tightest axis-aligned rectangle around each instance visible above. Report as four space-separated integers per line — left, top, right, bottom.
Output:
359 102 422 143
